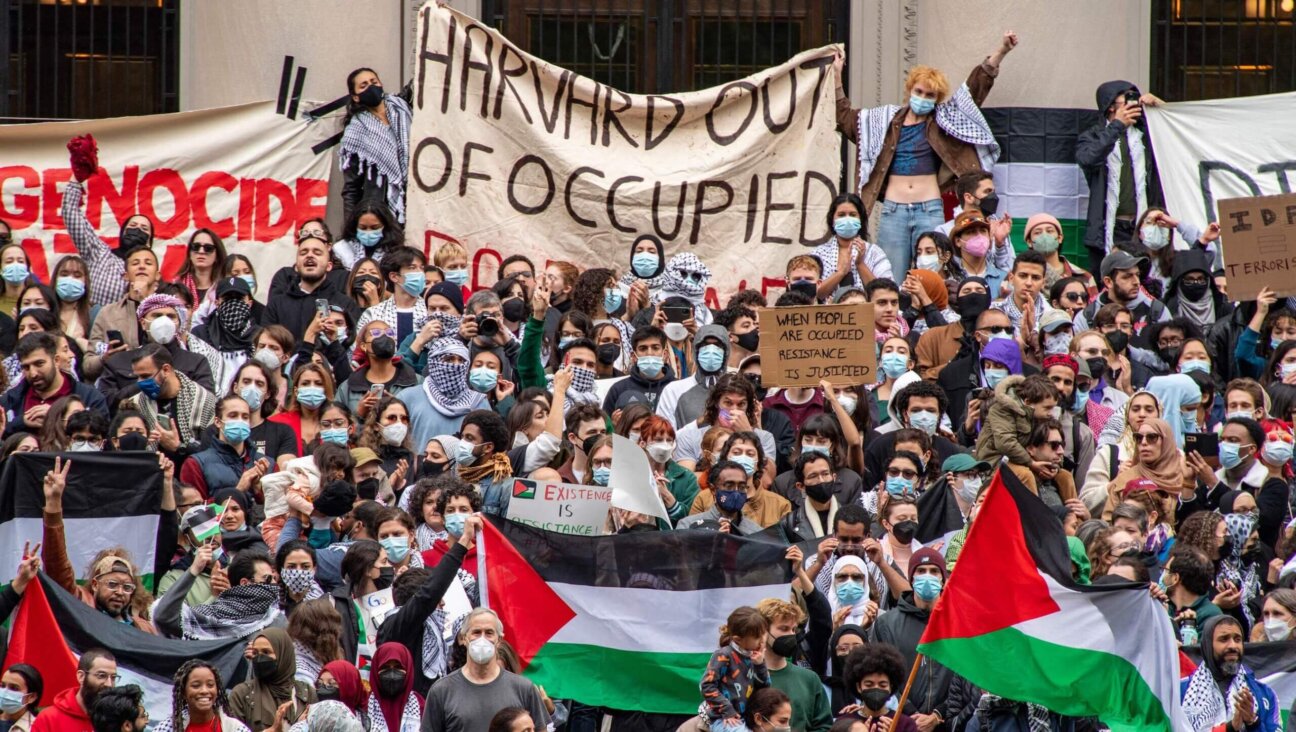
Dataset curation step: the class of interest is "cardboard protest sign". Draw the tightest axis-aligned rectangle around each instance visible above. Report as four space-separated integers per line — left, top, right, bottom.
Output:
406 3 842 303
506 478 610 536
1217 192 1296 300
758 303 875 388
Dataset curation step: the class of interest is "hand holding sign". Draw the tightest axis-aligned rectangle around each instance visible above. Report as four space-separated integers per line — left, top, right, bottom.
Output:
758 303 875 388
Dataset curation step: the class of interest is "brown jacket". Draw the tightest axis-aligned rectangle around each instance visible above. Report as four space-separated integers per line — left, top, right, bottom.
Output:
42 509 157 635
915 321 966 381
836 61 999 212
1006 463 1077 502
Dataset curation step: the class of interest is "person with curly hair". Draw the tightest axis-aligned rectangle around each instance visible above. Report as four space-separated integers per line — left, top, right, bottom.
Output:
840 642 918 731
152 660 249 732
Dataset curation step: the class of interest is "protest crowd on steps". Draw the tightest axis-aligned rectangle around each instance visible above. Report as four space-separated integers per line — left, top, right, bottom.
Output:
3 16 1296 732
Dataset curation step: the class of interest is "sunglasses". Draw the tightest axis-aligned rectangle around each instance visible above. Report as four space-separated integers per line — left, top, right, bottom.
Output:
190 243 218 253
981 325 1013 335
367 327 396 339
678 270 705 282
1043 440 1065 451
886 467 918 480
1134 433 1162 444
1063 292 1087 303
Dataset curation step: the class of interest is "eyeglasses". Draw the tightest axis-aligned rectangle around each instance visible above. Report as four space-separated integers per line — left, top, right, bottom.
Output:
1134 433 1162 444
1157 337 1184 348
367 327 396 339
717 480 748 491
834 573 866 582
1182 276 1209 287
190 243 218 254
101 579 137 594
886 467 918 480
88 672 121 683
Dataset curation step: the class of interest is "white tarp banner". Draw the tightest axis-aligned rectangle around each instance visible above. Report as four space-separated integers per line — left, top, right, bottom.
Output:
0 100 336 299
1145 91 1296 232
406 3 843 305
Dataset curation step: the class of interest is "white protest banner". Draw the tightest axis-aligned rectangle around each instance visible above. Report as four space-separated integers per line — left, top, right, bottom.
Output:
1145 92 1296 233
407 4 842 304
506 477 609 536
609 434 668 521
0 100 336 298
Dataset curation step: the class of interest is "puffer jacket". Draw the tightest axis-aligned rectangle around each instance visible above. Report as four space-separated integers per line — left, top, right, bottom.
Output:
974 375 1032 467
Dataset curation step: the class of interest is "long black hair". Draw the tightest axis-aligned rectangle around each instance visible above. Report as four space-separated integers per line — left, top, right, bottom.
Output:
3 664 42 717
826 192 868 236
344 67 380 126
340 201 403 254
170 660 231 732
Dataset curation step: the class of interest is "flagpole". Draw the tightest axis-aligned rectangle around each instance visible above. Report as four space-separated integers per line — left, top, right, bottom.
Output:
893 652 924 721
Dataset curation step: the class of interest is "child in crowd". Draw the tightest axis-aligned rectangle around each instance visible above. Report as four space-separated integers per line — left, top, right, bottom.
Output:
698 606 770 732
974 374 1060 472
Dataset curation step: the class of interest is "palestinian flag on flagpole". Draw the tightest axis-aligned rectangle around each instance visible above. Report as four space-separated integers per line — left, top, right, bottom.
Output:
478 515 792 714
917 467 1188 731
0 453 165 588
7 573 246 722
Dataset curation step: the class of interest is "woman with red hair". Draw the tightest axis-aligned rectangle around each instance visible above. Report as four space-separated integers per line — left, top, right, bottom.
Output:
637 415 700 530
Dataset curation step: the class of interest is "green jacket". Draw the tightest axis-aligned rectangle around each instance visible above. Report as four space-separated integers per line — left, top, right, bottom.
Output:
769 662 832 732
517 316 548 390
657 461 701 530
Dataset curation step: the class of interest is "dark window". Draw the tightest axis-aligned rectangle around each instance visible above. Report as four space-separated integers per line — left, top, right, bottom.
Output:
2 0 179 122
1152 0 1296 101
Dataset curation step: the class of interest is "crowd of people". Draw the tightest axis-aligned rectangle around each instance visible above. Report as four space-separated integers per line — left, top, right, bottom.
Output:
0 30 1293 732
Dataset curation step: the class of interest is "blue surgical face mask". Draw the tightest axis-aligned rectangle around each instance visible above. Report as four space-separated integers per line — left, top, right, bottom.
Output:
239 275 257 294
1272 337 1286 350
801 443 830 458
987 332 1013 342
885 475 915 496
592 466 611 486
468 367 499 393
296 386 326 409
380 536 410 563
444 512 467 537
1074 388 1090 412
443 268 469 286
983 367 1009 388
56 277 86 301
1180 410 1199 434
1219 442 1248 470
637 355 664 378
833 216 862 240
356 229 383 248
1 263 28 284
1226 410 1254 422
455 440 479 466
909 95 936 116
222 419 251 444
240 385 264 412
731 454 757 476
401 271 427 298
137 376 162 400
835 580 865 605
320 428 349 445
908 410 938 435
913 574 943 602
1179 359 1210 375
697 344 726 373
603 288 624 314
558 336 577 350
880 352 909 380
632 253 659 278
0 689 28 715
1264 440 1294 466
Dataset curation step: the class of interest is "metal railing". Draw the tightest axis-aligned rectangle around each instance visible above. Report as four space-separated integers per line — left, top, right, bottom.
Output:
1152 0 1296 100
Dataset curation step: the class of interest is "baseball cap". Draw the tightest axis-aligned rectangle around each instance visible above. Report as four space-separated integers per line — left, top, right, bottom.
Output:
92 555 133 580
350 447 381 468
941 453 990 474
1039 309 1074 333
1100 250 1147 279
951 208 991 239
215 276 252 299
1120 477 1162 499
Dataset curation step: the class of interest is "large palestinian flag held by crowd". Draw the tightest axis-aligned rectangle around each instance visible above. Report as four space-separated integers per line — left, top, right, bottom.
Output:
0 452 167 587
478 515 793 714
8 574 246 721
918 467 1189 731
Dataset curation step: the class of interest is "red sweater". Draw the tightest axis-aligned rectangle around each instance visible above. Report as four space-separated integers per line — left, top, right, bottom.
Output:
31 689 91 732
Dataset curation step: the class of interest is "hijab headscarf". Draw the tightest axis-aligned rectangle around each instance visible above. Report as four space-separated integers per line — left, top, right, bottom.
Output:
1117 390 1163 455
1145 374 1202 449
827 555 871 626
294 701 363 732
1066 536 1091 584
248 629 303 732
368 643 423 732
1218 512 1262 629
321 660 366 713
1113 417 1184 491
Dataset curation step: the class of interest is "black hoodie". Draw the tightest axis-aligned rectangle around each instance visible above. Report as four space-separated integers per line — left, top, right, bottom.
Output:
1075 80 1164 250
1164 249 1233 326
264 272 361 340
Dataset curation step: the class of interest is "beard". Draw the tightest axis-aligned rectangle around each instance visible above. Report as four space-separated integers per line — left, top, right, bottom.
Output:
1220 659 1240 677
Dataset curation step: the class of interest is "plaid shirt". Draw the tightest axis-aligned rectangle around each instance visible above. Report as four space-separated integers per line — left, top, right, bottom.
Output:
61 181 127 307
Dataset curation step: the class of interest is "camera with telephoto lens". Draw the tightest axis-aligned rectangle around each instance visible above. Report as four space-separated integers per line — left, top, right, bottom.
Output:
477 316 500 338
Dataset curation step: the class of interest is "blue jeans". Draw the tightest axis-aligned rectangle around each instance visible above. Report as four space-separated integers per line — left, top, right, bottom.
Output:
876 198 944 276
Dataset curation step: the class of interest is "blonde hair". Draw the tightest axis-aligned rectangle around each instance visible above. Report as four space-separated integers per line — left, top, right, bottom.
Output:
434 242 469 268
756 597 806 626
904 65 951 103
786 255 822 278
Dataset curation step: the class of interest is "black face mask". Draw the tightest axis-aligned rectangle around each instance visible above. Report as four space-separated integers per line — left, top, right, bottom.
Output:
117 432 149 451
1086 357 1108 383
1243 545 1263 565
743 372 768 401
374 566 395 590
1158 345 1182 368
955 292 991 322
252 655 278 681
891 520 918 544
830 654 848 678
770 632 801 659
736 331 760 352
804 480 835 504
357 477 380 501
1218 538 1234 560
789 281 818 300
315 684 340 702
977 192 1000 217
352 275 382 295
596 343 620 366
371 336 396 360
420 460 447 478
377 668 407 698
581 433 602 456
120 228 150 252
1179 281 1210 302
859 688 891 712
358 84 384 108
501 297 528 323
1105 330 1129 355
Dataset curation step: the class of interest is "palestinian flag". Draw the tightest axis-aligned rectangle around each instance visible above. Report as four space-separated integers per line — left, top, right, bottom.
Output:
1184 640 1296 730
8 573 246 721
478 515 792 714
917 467 1188 731
0 452 165 588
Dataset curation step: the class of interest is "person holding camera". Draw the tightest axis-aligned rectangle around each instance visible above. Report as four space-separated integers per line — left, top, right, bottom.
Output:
456 290 521 372
1076 81 1166 273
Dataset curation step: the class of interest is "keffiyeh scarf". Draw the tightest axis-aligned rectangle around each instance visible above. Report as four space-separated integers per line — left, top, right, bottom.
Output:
564 365 601 410
1218 513 1262 628
139 372 216 445
339 95 412 222
857 83 1000 190
421 337 479 417
415 524 448 552
1182 663 1249 732
177 582 282 640
655 253 713 323
364 692 421 732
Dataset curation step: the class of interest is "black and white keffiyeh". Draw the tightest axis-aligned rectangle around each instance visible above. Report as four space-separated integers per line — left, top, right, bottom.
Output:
421 337 481 417
1182 662 1249 732
1218 513 1263 628
415 525 448 552
975 695 1051 732
365 692 422 732
339 95 412 222
658 253 710 302
857 83 999 190
179 582 282 640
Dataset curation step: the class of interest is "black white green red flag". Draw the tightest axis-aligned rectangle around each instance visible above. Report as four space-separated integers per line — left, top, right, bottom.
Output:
478 515 792 714
917 467 1188 731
